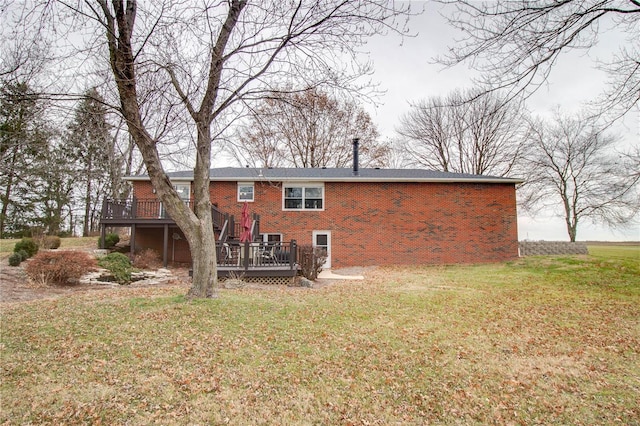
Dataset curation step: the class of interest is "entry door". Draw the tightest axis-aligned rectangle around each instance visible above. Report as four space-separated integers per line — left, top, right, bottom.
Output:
313 231 331 269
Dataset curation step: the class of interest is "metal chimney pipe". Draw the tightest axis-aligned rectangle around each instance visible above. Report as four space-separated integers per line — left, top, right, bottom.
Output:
352 138 360 176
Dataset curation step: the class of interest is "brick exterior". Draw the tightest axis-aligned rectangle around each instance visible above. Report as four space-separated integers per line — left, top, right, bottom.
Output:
132 179 519 267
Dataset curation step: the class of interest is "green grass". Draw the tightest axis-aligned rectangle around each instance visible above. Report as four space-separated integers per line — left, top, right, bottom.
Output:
1 254 639 425
0 237 97 257
588 244 639 260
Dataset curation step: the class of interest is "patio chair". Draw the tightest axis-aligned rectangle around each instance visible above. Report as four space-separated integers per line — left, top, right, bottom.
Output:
219 242 232 265
258 242 279 265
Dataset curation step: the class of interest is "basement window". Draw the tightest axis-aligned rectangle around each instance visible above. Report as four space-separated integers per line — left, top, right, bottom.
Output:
260 233 282 244
283 184 324 210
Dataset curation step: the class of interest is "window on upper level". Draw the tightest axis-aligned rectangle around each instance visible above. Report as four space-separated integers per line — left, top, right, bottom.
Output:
283 184 324 210
237 182 254 202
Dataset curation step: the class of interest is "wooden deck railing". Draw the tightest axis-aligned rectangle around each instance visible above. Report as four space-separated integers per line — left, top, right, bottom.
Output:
102 198 230 230
216 240 297 271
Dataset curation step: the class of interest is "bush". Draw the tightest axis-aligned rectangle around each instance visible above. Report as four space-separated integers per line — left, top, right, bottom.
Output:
8 253 22 267
133 248 162 269
25 251 97 285
43 235 62 249
14 238 38 258
98 252 133 285
298 244 327 281
99 233 120 249
17 250 29 262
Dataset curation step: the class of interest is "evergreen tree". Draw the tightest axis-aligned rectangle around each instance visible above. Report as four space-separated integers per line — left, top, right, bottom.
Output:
33 138 76 235
0 81 49 237
67 88 120 236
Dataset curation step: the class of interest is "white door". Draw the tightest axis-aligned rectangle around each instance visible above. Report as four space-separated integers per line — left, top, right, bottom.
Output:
313 231 331 269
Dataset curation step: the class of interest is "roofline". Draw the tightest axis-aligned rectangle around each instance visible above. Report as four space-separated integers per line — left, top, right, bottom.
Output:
125 175 524 184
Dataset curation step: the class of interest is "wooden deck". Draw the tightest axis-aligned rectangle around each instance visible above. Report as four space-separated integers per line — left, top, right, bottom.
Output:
216 265 298 278
101 198 297 277
215 241 298 278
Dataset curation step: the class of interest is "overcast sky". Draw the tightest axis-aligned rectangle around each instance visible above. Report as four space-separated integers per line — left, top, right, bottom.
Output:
360 2 639 242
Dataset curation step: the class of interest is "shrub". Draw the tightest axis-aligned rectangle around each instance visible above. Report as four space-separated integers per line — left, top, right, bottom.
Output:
133 248 162 269
99 233 120 249
25 251 97 285
43 235 62 249
98 252 133 285
30 228 45 247
14 238 38 258
17 250 29 262
298 244 327 281
8 253 22 267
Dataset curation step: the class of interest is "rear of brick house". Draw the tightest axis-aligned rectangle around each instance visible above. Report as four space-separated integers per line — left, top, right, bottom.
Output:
103 167 522 269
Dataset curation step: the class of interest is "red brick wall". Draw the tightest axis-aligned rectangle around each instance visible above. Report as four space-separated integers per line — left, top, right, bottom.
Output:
132 180 519 267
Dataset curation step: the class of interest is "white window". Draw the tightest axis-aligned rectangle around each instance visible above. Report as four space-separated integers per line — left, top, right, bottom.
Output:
160 183 190 218
260 233 282 244
174 184 190 201
283 184 324 210
238 182 254 202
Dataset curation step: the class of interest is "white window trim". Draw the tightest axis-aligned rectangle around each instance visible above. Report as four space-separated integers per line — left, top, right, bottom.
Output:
160 183 191 218
260 233 283 243
174 183 191 201
282 183 325 211
237 182 255 202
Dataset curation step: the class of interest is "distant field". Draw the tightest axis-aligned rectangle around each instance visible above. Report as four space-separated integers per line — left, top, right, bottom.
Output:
1 251 638 424
587 244 640 260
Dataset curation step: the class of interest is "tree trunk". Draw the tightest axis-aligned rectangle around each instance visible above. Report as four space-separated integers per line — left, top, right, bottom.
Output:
567 216 578 242
83 163 92 237
186 120 218 298
0 173 13 238
97 0 218 297
186 218 217 299
0 148 18 238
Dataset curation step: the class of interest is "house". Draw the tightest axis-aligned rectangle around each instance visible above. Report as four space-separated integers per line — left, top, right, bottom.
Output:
100 157 523 276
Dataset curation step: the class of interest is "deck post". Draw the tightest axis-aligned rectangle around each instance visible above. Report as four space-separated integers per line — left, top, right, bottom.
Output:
100 224 106 249
290 240 297 269
242 241 250 271
101 198 108 219
163 224 169 267
130 224 136 259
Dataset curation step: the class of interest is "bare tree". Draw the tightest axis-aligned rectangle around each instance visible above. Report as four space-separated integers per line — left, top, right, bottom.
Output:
437 0 640 119
521 111 639 242
622 145 640 182
230 89 387 168
0 2 51 82
397 89 527 176
47 1 410 298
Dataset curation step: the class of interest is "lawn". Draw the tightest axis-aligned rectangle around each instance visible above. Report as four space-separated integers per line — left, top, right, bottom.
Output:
1 248 639 424
0 237 97 258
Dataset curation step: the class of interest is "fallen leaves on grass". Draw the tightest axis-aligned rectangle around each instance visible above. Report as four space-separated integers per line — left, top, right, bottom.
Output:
1 256 639 425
